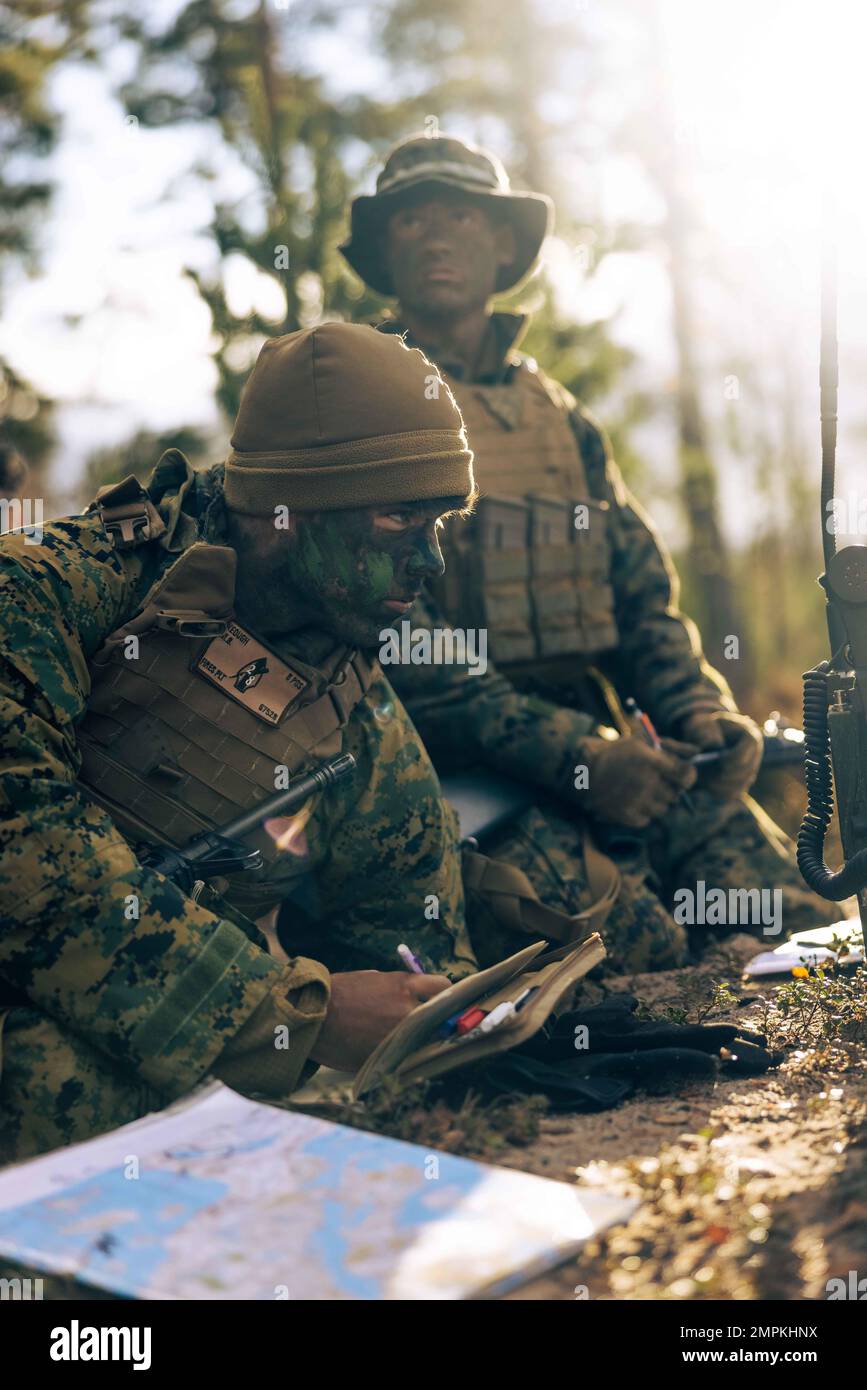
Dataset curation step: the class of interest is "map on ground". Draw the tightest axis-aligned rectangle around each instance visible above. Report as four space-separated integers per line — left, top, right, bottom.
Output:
0 1083 636 1299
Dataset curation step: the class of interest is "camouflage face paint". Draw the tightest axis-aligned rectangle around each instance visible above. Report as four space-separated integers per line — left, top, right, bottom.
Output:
237 504 451 647
385 190 504 320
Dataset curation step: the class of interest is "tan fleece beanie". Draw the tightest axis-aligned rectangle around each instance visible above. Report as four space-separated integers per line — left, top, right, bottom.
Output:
223 322 474 514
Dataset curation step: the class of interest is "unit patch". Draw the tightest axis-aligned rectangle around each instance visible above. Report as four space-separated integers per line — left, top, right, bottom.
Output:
195 621 309 725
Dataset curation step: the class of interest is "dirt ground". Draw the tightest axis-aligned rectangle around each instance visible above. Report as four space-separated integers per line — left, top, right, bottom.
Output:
4 765 863 1303
285 918 865 1303
495 933 867 1301
4 928 864 1304
290 766 867 1303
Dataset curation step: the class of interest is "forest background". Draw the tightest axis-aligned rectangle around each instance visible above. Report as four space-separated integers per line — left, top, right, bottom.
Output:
3 0 866 786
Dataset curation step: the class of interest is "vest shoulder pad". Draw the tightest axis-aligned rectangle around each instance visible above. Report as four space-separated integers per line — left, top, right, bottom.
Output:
512 355 579 416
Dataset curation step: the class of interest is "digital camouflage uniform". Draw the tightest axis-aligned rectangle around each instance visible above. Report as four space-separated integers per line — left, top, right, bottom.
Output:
377 314 832 972
0 451 476 1165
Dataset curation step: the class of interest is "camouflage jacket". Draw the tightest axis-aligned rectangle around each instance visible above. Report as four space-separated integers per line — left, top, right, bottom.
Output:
378 314 736 801
0 454 474 1106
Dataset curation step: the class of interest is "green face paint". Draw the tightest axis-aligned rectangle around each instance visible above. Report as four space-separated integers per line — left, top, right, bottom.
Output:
292 512 394 630
236 504 449 647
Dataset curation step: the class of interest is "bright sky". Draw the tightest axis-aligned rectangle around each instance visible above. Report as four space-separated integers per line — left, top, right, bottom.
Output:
2 0 865 534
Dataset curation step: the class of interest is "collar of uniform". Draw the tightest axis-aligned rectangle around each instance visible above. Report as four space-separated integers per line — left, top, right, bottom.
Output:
376 311 529 383
140 449 221 552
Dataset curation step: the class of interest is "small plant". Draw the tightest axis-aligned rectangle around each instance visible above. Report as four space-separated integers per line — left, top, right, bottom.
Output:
638 973 740 1028
760 964 866 1049
695 979 739 1024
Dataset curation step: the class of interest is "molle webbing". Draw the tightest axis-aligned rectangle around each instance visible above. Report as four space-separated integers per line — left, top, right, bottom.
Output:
433 364 620 665
75 541 375 898
78 642 372 842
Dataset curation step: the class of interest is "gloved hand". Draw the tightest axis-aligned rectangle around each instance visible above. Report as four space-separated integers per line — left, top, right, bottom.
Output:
482 994 780 1111
679 710 763 800
577 734 698 829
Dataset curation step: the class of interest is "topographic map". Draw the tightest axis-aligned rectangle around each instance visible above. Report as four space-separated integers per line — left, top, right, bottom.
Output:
0 1084 635 1299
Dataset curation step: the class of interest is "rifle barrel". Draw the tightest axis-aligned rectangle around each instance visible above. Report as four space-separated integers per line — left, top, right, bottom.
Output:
185 753 356 862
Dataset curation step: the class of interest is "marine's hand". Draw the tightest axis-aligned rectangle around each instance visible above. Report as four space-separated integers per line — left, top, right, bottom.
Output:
680 710 763 799
578 734 698 828
310 969 450 1071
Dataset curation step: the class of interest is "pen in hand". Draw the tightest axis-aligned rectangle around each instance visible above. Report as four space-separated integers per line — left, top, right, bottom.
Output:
624 697 695 814
396 943 426 974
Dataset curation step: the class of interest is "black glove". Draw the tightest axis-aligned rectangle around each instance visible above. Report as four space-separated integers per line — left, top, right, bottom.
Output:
482 994 780 1111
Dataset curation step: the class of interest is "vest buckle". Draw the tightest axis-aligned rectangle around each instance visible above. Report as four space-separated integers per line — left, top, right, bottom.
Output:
94 476 167 550
102 502 155 548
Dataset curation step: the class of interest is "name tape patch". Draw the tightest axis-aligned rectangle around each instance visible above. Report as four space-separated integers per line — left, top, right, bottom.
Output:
195 621 308 725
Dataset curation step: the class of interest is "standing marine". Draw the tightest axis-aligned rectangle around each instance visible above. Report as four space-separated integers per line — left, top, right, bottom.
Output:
340 133 834 971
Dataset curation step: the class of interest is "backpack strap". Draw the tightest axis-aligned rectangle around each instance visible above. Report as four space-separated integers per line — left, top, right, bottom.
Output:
462 827 621 944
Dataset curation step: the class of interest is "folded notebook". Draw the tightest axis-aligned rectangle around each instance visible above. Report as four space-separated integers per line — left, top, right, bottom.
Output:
353 932 606 1098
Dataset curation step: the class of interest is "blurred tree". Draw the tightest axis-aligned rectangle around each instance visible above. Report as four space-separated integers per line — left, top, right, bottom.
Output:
374 0 575 190
118 0 644 457
0 1 94 489
722 347 826 713
0 355 54 477
366 0 646 444
82 425 213 498
618 4 746 690
0 440 28 495
118 0 395 423
667 183 746 686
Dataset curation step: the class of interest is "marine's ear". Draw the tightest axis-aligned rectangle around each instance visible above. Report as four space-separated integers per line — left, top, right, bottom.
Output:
225 506 299 548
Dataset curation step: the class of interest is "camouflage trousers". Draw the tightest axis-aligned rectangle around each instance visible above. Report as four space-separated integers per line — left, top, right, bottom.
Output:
0 1007 167 1167
468 788 836 973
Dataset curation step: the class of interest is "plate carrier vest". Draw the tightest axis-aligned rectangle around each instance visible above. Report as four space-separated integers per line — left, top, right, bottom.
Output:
74 476 376 914
432 361 620 666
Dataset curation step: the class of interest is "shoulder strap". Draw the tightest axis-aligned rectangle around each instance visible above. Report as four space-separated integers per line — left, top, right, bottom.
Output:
513 356 578 413
569 406 612 501
90 537 377 746
462 826 620 944
515 362 611 504
91 542 235 666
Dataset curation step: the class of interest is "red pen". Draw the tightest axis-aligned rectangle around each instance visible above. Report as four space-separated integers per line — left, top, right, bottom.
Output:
439 1005 488 1039
625 697 662 749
